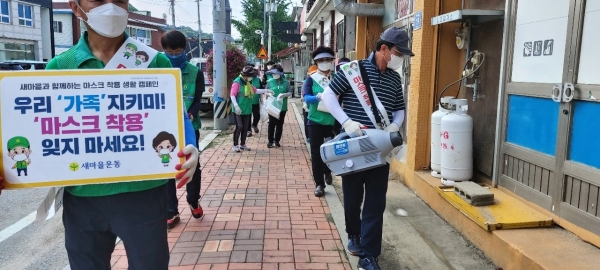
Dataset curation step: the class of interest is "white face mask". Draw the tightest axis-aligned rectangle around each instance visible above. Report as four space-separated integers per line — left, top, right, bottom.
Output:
78 3 129 38
317 62 331 72
387 53 404 71
247 77 254 81
267 65 273 70
14 154 27 161
272 74 281 79
159 149 170 155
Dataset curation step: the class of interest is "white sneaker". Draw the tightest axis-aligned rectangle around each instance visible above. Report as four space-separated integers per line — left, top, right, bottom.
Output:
232 145 241 152
240 145 251 151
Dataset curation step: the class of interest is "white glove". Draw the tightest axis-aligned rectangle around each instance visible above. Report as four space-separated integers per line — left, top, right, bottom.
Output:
234 105 242 115
175 145 199 188
302 102 308 111
266 89 274 96
316 93 323 100
277 94 284 101
384 123 400 133
342 119 365 137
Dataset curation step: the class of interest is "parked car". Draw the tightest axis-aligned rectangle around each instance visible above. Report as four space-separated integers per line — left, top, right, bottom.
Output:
200 70 214 113
0 63 24 70
1 60 47 70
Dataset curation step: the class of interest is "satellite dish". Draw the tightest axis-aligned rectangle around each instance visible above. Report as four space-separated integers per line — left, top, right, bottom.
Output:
162 13 167 20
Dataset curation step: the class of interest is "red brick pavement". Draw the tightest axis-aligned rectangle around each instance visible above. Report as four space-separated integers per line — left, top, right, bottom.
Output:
110 106 352 269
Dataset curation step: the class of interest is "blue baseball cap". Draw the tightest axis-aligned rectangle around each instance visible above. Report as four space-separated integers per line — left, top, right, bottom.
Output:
380 27 415 56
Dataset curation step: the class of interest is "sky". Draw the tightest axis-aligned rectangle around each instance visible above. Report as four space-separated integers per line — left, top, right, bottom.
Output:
127 0 303 39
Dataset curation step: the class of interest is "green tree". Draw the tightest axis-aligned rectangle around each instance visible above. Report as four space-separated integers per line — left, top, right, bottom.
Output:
232 0 292 57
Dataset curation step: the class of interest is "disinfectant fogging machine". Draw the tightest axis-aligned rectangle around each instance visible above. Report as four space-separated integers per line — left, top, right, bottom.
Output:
320 129 403 176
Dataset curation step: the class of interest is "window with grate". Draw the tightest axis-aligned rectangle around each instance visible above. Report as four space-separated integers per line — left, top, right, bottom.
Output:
53 21 63 33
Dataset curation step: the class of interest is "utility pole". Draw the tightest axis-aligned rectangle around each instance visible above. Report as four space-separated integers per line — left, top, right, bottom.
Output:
213 0 228 130
196 0 202 58
170 0 176 27
267 0 272 60
262 0 266 45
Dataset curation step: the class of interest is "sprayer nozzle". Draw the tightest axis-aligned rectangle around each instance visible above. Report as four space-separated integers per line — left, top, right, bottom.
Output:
390 132 403 147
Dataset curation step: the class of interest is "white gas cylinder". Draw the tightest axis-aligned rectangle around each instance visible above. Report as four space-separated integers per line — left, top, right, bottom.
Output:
430 96 454 178
441 99 473 185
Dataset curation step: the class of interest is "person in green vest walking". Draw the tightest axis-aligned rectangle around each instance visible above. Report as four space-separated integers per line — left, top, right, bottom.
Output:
161 30 206 228
246 64 263 137
231 66 271 152
266 64 292 148
302 46 337 197
40 1 199 268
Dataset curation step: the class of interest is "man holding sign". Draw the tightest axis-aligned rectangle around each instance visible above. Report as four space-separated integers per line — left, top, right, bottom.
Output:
1 0 200 269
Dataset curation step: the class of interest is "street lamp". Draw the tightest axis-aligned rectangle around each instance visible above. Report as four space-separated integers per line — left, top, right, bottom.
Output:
255 29 264 46
300 34 307 42
267 1 278 60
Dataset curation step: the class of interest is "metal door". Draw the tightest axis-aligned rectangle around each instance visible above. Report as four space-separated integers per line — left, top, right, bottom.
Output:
498 0 600 235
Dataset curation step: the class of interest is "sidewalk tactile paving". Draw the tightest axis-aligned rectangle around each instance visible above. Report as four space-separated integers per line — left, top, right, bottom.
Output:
111 102 352 269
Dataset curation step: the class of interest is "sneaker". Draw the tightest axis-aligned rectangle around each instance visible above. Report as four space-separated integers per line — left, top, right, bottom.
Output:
252 126 259 133
232 145 241 152
357 257 380 270
240 145 251 151
267 142 274 148
247 131 253 137
347 234 361 256
188 201 204 219
167 212 180 229
275 142 281 147
314 185 324 197
325 173 333 185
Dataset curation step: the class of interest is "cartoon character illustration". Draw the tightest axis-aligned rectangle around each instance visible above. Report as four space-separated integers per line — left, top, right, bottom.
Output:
135 51 149 66
349 62 359 71
342 64 353 75
7 136 32 176
153 131 177 167
124 43 138 59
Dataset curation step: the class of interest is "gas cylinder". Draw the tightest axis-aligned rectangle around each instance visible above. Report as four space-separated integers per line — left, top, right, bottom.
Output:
440 99 473 186
430 96 454 178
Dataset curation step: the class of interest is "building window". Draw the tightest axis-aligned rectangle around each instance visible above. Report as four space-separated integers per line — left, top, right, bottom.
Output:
0 0 9 24
0 42 36 61
18 3 33 27
127 26 152 45
53 21 63 33
336 21 345 52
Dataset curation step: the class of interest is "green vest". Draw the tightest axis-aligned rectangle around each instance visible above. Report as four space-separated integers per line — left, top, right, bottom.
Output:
182 62 201 130
251 77 261 105
307 77 335 126
232 77 253 115
16 160 27 169
267 78 289 111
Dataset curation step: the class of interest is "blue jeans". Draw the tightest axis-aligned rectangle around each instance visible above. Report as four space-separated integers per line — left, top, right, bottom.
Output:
342 164 389 259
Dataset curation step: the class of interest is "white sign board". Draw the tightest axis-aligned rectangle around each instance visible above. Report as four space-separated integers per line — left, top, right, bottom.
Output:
576 0 600 85
511 0 569 84
0 69 185 189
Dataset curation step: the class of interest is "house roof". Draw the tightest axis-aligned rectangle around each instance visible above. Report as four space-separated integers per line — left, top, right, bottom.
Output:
273 46 300 58
52 2 166 27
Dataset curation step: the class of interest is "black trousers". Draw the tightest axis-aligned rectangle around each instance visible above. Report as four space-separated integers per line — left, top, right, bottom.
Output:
342 164 389 259
308 124 333 188
250 103 260 129
166 164 202 215
63 185 169 270
194 129 200 145
303 110 310 139
234 114 251 146
268 111 287 143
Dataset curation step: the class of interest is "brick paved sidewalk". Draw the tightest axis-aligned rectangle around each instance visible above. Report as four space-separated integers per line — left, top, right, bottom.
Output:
110 106 352 270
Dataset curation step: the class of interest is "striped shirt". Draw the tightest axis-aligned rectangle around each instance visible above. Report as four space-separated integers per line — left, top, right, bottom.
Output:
329 52 405 129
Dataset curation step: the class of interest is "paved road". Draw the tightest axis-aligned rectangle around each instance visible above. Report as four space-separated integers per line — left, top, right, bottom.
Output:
0 115 216 270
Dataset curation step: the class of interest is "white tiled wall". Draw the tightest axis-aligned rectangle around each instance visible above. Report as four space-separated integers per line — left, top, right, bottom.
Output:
53 14 73 47
0 0 45 60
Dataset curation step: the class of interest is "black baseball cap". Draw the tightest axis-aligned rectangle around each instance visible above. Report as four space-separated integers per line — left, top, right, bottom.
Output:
380 27 415 56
